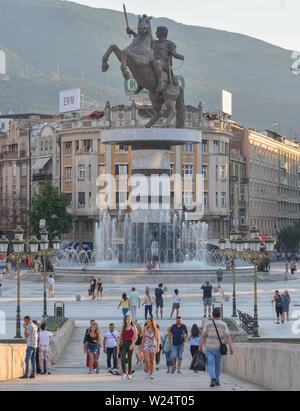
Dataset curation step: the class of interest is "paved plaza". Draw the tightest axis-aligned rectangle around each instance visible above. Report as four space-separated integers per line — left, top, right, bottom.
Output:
0 262 299 391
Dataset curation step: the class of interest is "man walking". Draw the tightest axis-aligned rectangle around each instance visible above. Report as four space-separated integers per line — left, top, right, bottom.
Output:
168 316 189 374
129 287 140 323
201 281 213 318
216 268 224 288
199 308 234 388
155 283 164 319
103 323 120 374
47 275 55 298
20 316 38 379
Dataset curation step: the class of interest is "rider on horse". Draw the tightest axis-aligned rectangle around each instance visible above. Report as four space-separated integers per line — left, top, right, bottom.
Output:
127 21 184 94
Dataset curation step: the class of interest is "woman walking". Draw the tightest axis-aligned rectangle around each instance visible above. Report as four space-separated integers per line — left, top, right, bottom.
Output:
119 315 137 380
142 318 159 380
118 293 130 320
97 278 103 299
170 289 181 319
84 322 101 374
142 289 154 320
189 324 201 373
162 331 173 374
272 290 284 324
283 290 291 322
135 324 143 366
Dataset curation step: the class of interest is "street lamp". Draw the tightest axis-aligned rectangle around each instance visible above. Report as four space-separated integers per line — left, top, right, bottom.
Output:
248 236 263 337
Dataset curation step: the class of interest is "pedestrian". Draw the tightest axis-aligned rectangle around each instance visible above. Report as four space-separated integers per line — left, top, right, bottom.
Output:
155 261 160 273
189 324 201 373
168 316 189 374
97 278 103 299
20 316 38 379
47 275 55 298
34 258 39 273
162 330 173 373
199 307 234 388
6 261 11 276
155 324 163 371
155 283 164 319
135 324 143 366
170 289 181 319
89 276 96 300
201 281 213 318
129 287 140 324
216 268 223 288
118 293 130 320
27 257 33 273
272 290 284 324
284 261 289 281
225 259 231 272
290 260 296 275
119 314 137 380
38 323 58 375
142 317 159 380
83 320 97 371
0 281 2 297
84 322 101 374
283 290 291 322
142 289 154 320
103 323 120 374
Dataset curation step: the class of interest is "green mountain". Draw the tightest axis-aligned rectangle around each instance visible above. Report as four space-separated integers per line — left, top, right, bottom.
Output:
0 0 300 137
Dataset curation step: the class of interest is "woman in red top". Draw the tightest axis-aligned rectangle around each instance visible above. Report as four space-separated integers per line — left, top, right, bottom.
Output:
119 315 137 380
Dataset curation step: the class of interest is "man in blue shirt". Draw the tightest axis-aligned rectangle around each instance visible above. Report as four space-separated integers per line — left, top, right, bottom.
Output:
201 281 213 319
155 283 164 319
168 316 189 374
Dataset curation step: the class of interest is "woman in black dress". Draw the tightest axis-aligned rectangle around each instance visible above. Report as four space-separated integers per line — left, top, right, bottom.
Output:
97 278 103 299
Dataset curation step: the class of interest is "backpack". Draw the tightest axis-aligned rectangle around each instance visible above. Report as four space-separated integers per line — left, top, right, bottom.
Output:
155 288 161 300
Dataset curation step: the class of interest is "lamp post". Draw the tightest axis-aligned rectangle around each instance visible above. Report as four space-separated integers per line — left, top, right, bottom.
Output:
34 230 61 319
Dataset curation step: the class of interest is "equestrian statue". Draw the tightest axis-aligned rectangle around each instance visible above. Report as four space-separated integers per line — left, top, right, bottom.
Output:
101 7 186 129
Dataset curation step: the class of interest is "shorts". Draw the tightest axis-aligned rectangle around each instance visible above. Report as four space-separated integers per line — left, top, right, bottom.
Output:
171 344 185 361
172 303 180 310
88 344 100 355
276 307 283 316
203 298 212 307
156 301 164 309
217 278 223 283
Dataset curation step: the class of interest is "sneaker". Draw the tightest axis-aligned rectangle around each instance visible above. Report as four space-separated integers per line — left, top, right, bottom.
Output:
156 366 159 371
166 370 170 374
210 379 216 387
177 369 182 374
150 375 154 380
171 367 176 374
126 375 132 380
215 381 220 387
122 374 127 380
145 374 150 379
29 375 36 379
20 375 28 379
47 372 52 375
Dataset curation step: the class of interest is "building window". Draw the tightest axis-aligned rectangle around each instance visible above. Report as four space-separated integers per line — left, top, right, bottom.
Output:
99 143 106 153
99 166 106 176
213 140 219 153
116 191 128 209
21 186 27 198
65 142 72 155
88 165 92 182
202 164 208 180
21 163 27 177
66 193 72 207
13 163 17 177
183 144 194 153
76 141 80 152
220 165 226 179
204 191 208 206
12 186 17 195
78 192 86 207
202 140 208 153
182 165 194 177
78 165 86 180
65 167 72 181
241 188 245 202
115 164 128 176
216 192 218 207
183 191 194 207
221 192 226 206
215 165 219 180
84 140 93 152
115 145 128 153
170 164 175 175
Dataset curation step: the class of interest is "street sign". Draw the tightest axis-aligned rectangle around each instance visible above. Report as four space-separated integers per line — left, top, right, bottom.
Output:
124 75 185 96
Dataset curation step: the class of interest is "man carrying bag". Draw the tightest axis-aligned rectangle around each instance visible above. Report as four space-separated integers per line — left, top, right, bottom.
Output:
199 308 234 388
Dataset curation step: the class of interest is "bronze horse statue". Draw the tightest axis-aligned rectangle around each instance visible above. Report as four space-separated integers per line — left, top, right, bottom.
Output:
101 15 185 128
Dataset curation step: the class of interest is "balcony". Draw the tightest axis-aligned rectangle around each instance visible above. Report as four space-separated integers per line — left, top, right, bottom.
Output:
230 176 238 183
239 200 247 209
0 151 18 160
241 178 249 185
32 173 52 182
19 150 26 158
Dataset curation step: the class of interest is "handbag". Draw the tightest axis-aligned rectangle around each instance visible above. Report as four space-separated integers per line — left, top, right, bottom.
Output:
110 331 120 355
190 352 206 371
212 320 228 356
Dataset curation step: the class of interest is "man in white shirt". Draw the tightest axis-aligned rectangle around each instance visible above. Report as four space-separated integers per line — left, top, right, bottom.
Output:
129 287 140 323
47 275 55 298
21 316 38 379
38 323 58 374
103 323 120 373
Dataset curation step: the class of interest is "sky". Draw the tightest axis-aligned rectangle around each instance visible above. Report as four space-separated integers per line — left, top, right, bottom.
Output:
66 0 300 51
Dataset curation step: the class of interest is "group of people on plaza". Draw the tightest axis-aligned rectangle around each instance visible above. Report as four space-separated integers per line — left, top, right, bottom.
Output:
82 308 233 387
89 276 103 300
20 316 58 379
272 289 291 324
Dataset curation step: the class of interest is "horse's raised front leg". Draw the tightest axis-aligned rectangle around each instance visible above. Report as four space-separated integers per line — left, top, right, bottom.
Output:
102 45 122 72
120 50 130 80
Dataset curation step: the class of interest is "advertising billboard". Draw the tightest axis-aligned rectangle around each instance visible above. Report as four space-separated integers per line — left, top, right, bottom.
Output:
59 88 81 113
222 90 232 116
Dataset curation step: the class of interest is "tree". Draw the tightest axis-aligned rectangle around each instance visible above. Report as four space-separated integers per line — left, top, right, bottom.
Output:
0 194 29 237
277 223 300 253
29 182 74 242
